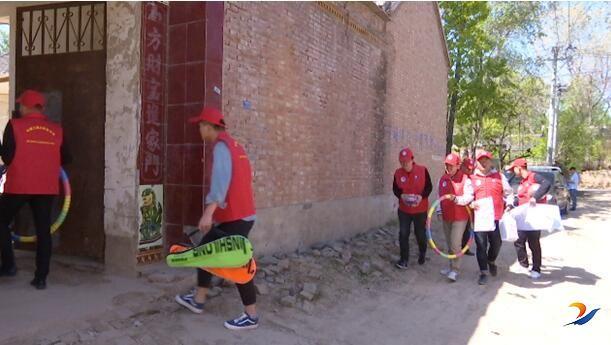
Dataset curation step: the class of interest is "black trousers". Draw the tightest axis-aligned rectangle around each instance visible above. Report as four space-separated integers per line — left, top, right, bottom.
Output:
197 219 256 306
461 219 472 248
398 209 427 262
0 194 54 279
474 221 502 272
514 230 542 273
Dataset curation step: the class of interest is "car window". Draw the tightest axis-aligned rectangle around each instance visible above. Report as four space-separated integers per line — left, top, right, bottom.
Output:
554 172 566 186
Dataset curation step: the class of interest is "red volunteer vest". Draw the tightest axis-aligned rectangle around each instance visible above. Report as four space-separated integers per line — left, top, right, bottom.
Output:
212 132 256 223
394 164 429 214
4 114 62 195
517 171 547 206
471 171 505 221
438 171 470 222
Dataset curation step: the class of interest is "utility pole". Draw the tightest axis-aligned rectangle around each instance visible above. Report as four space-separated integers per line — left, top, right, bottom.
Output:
547 46 560 165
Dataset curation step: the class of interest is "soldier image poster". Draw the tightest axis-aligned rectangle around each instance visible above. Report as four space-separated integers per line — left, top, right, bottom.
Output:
138 184 163 250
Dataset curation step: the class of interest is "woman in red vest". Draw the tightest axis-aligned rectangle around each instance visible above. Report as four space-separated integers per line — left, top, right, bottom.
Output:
470 151 514 285
175 108 259 331
508 158 551 280
437 153 473 282
393 148 432 269
0 90 71 290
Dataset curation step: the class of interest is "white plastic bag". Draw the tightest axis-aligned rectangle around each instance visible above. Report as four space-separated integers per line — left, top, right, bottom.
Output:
510 204 564 232
500 212 518 242
473 197 495 232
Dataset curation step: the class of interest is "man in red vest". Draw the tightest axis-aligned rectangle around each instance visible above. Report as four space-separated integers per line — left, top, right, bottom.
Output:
0 90 71 289
508 158 551 280
175 107 259 330
469 151 513 285
437 153 473 282
460 157 475 255
393 148 432 269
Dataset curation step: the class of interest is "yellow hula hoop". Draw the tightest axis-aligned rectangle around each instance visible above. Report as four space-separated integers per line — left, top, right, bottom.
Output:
426 194 474 259
11 168 71 243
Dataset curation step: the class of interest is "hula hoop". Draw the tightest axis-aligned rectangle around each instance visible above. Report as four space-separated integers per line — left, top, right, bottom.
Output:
11 168 71 243
426 194 474 259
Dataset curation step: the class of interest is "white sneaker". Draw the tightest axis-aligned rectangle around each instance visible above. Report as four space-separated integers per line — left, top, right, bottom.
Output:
529 271 541 279
447 271 458 282
440 268 451 276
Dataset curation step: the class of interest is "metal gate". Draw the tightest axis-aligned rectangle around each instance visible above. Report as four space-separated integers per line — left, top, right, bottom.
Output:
15 2 106 260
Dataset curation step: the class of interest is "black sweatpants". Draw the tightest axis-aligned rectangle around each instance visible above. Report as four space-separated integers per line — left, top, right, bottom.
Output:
197 219 256 306
0 194 54 279
474 221 502 272
398 209 427 262
514 230 542 273
461 219 472 248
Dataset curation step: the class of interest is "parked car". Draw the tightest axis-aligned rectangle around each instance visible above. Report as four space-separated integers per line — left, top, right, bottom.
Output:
503 167 570 215
528 165 562 173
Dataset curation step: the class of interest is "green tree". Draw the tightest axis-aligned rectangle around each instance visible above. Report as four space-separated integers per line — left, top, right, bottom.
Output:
556 77 611 170
454 53 515 166
0 26 8 55
440 1 547 160
439 1 491 154
505 74 549 163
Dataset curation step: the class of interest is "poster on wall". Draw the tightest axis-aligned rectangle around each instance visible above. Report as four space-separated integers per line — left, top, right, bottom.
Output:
137 184 164 263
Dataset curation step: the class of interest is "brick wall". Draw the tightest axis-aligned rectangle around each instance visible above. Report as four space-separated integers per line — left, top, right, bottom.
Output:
219 2 448 253
156 1 448 254
385 2 449 193
223 2 388 209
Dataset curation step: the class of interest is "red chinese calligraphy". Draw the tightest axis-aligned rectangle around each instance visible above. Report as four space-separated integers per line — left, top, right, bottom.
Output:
145 53 162 75
146 3 162 22
145 103 161 124
147 27 162 51
145 128 161 152
146 81 161 102
144 151 161 177
140 2 166 185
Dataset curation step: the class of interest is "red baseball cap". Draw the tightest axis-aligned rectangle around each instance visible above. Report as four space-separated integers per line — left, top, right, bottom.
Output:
188 107 226 127
444 153 461 166
399 148 414 162
16 89 46 108
509 158 528 170
476 151 493 161
461 158 474 170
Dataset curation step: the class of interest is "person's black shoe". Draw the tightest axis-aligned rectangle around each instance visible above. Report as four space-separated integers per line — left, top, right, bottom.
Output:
478 273 488 285
395 260 409 270
0 266 17 277
418 254 426 265
489 263 498 277
30 277 47 290
464 250 475 256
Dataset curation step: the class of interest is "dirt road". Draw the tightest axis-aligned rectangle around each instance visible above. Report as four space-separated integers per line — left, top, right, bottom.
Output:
2 190 610 345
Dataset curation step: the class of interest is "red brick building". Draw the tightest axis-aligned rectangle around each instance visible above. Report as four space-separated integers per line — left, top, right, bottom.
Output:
1 1 448 272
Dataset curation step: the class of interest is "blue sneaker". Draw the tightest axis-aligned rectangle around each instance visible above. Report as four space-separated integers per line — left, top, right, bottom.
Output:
224 313 259 330
175 290 204 314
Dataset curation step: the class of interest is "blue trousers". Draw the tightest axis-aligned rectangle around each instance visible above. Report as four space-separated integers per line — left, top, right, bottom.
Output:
569 189 577 210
